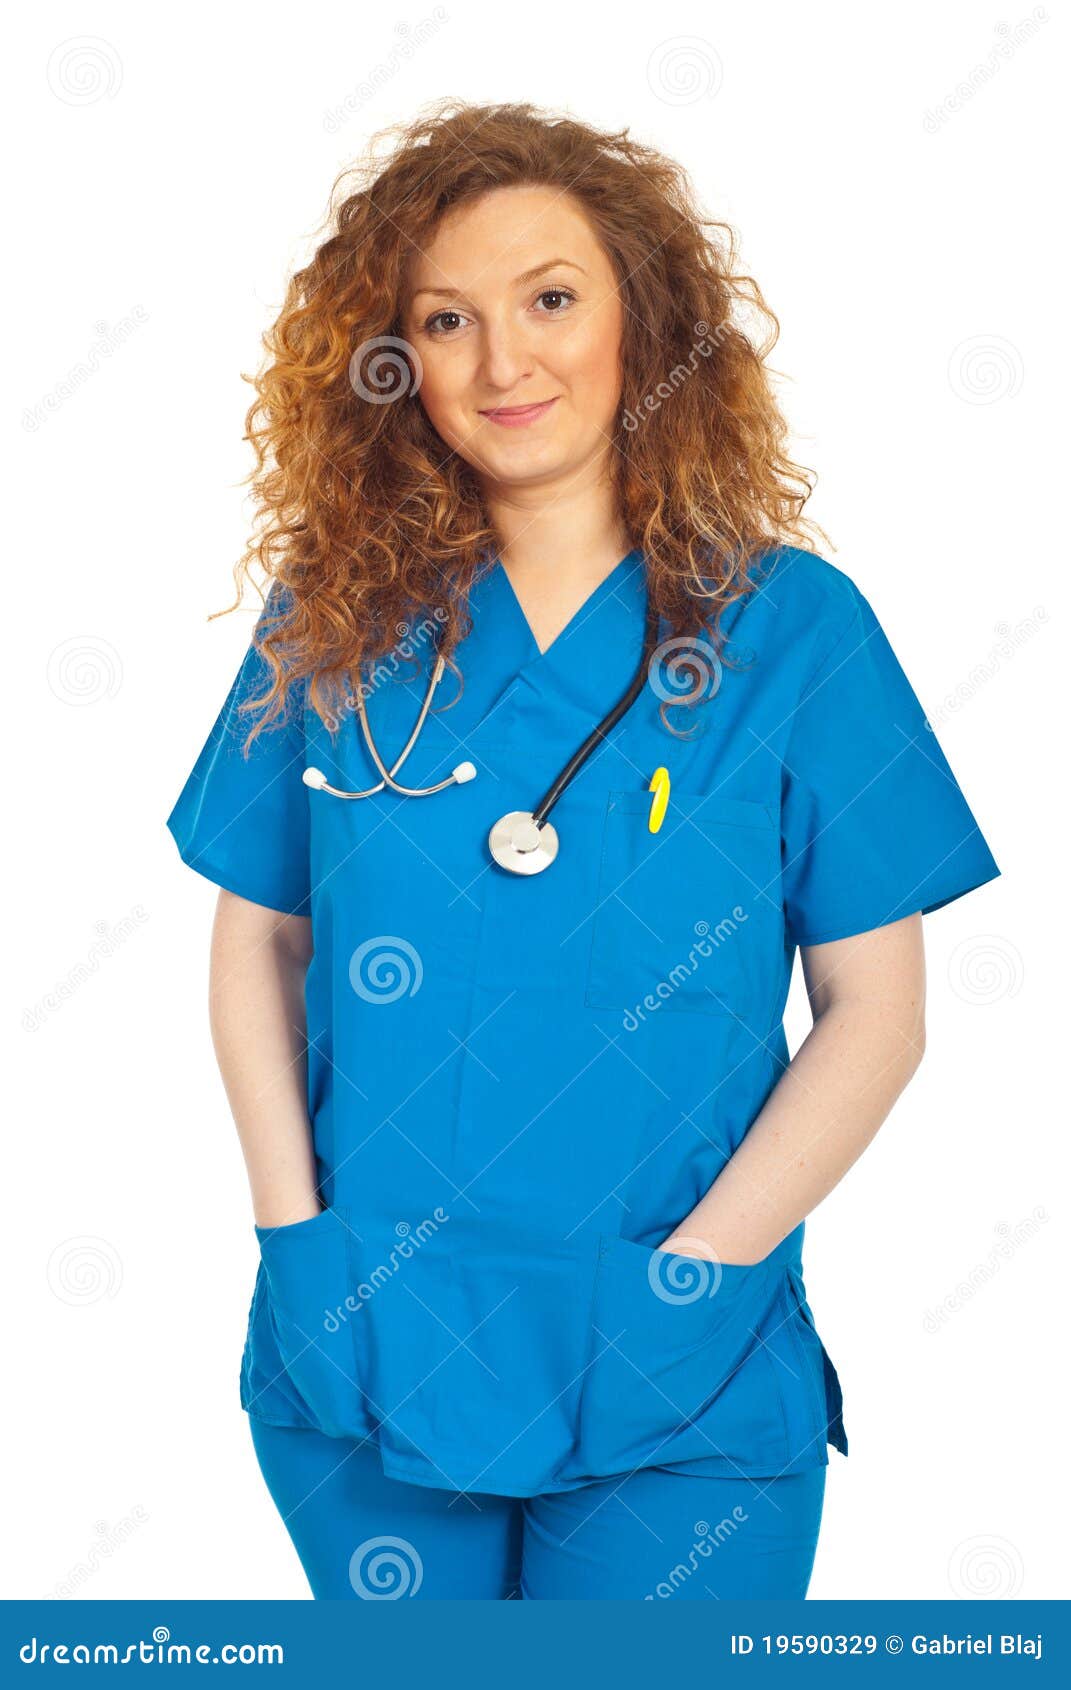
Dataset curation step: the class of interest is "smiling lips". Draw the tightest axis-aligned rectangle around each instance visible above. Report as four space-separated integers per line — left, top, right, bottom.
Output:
478 397 559 428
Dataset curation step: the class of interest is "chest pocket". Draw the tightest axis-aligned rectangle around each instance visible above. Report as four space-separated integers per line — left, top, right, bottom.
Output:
583 791 782 1020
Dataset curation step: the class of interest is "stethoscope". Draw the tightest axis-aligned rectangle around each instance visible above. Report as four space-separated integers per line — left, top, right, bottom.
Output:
302 602 662 876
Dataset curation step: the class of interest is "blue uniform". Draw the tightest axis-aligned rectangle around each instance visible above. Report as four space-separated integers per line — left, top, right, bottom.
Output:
167 545 999 1500
247 1419 827 1598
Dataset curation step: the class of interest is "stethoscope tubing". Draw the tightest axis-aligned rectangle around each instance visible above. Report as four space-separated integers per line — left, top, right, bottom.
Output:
305 655 475 798
303 592 661 840
354 655 470 796
530 604 661 826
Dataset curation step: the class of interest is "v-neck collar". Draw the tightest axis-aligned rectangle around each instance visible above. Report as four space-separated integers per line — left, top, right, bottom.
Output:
465 545 650 728
492 546 646 663
374 547 652 763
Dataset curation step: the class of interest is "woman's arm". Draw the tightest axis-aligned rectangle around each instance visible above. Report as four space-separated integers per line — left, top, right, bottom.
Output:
660 912 927 1265
208 888 321 1229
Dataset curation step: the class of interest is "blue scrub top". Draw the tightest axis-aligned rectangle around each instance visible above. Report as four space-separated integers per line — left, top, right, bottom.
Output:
166 545 1000 1496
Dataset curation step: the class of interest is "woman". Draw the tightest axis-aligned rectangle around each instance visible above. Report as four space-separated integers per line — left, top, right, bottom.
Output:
167 100 999 1600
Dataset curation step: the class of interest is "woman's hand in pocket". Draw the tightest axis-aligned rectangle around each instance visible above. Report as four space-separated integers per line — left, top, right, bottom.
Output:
657 1230 765 1268
254 1194 323 1230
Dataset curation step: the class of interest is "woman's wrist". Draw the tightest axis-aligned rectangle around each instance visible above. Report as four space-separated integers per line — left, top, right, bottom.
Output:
252 1192 324 1230
657 1228 767 1268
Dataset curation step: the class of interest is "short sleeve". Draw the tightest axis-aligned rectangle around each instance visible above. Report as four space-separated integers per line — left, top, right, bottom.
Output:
166 589 311 917
780 586 1000 947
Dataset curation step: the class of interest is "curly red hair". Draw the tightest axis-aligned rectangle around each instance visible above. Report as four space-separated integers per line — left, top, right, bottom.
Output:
222 97 826 744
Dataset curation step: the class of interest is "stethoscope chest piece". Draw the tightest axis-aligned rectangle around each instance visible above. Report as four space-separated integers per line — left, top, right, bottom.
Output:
488 811 559 876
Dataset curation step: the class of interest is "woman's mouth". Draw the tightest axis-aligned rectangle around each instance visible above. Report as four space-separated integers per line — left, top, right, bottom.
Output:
477 397 559 428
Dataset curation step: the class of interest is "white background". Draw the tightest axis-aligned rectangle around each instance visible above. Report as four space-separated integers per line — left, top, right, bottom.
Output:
4 0 1065 1602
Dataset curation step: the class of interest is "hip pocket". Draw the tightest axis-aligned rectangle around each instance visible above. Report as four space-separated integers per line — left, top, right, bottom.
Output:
253 1206 365 1438
575 1235 790 1476
583 792 781 1020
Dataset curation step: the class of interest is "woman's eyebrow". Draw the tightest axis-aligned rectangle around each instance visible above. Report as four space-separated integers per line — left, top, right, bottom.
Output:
411 258 588 303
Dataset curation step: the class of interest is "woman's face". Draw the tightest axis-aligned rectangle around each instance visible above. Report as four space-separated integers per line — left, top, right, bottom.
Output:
400 185 625 491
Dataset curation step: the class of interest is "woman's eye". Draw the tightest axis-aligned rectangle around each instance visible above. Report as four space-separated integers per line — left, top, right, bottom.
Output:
425 309 469 337
423 288 577 338
534 287 577 316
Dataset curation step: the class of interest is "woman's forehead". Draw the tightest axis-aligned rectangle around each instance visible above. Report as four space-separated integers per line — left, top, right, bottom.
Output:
404 189 607 299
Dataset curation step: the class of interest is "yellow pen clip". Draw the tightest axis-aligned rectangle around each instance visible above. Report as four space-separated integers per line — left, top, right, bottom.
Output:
647 766 671 833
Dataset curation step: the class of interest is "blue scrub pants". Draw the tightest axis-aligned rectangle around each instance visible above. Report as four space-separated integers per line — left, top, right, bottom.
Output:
250 1420 825 1599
